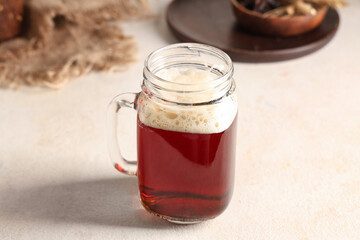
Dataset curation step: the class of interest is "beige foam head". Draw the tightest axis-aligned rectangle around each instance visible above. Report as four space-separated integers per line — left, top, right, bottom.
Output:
138 67 237 133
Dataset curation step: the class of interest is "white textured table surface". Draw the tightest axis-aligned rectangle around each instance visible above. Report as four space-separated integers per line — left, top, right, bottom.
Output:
1 1 360 239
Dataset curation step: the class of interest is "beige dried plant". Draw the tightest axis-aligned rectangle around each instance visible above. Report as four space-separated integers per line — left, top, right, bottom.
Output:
0 0 150 89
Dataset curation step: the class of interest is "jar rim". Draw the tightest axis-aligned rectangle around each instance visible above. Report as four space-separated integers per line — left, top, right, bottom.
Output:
144 43 234 87
142 43 235 105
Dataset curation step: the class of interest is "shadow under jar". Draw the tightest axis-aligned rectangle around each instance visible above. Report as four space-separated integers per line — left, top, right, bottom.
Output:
108 43 238 224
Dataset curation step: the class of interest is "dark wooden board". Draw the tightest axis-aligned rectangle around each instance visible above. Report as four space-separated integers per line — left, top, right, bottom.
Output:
167 0 340 62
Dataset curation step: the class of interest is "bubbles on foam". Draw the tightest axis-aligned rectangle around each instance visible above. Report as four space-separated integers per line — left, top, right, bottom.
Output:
139 96 237 133
139 68 237 133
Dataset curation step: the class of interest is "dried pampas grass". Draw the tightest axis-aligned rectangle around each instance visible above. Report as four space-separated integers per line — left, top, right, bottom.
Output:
0 0 150 89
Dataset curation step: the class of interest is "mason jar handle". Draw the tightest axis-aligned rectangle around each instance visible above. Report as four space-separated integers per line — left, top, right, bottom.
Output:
107 92 140 176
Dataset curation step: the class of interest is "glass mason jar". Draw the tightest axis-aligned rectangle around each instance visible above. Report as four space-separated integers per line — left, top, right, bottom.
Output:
107 43 238 224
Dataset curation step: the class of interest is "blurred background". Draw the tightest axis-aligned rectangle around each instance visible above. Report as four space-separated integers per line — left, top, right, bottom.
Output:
0 0 359 239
